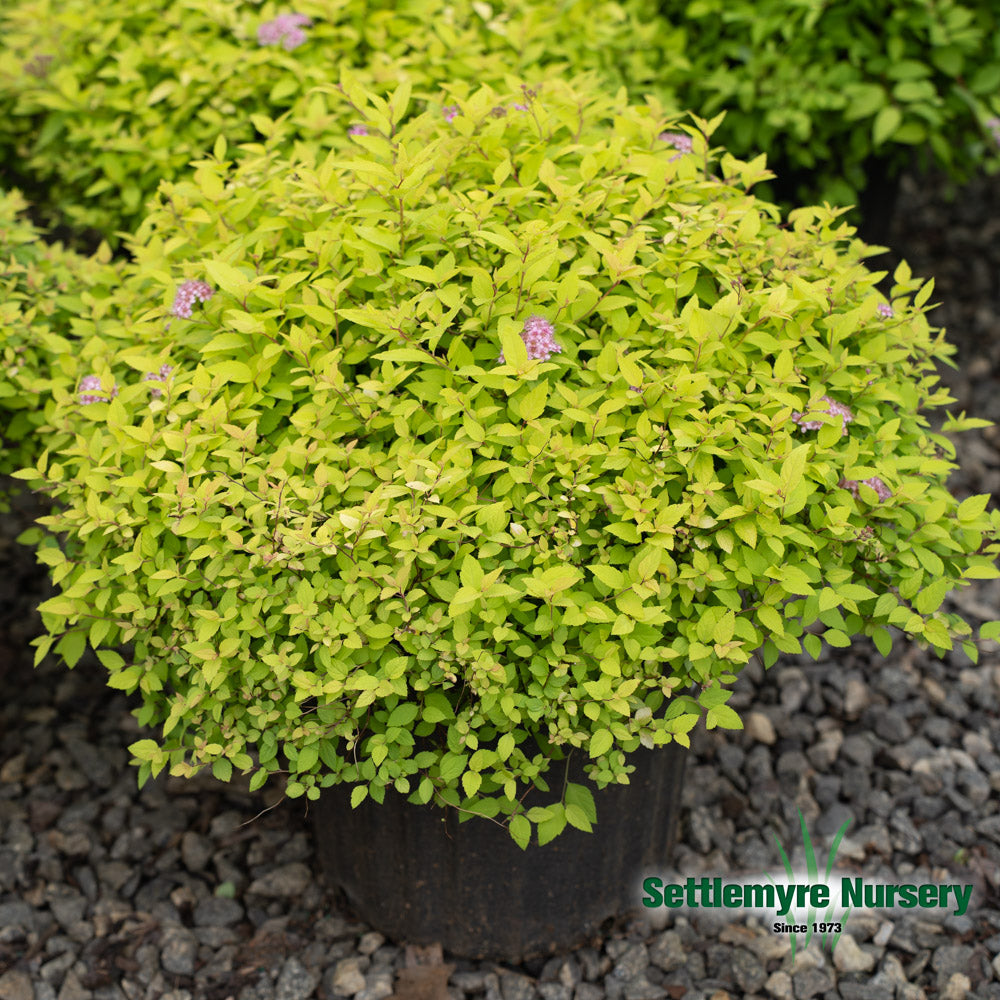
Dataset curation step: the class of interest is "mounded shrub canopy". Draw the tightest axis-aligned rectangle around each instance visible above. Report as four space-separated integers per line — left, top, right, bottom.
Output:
17 76 1000 846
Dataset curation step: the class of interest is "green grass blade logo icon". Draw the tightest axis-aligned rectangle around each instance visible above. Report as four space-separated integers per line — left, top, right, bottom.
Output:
768 808 852 964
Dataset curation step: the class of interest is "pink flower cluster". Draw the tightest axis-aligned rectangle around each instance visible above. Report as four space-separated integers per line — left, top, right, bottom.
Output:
348 124 368 136
442 105 461 122
792 396 854 435
499 315 562 364
79 375 119 406
839 476 893 502
877 302 894 319
986 117 1000 147
143 363 175 399
660 132 693 162
171 280 214 319
24 53 53 77
79 364 176 406
257 12 312 50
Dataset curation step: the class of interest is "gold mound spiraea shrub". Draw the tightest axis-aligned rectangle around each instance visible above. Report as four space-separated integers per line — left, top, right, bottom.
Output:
15 74 1000 847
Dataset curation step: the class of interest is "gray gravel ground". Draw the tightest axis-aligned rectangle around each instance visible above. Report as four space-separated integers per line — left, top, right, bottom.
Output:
2 164 1000 1000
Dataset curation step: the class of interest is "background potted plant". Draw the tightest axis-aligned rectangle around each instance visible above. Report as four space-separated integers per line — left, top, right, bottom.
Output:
0 0 677 245
12 74 1000 960
0 187 119 507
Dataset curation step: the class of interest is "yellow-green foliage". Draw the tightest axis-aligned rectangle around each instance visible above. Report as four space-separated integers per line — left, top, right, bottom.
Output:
0 0 678 241
0 189 120 506
15 76 1000 847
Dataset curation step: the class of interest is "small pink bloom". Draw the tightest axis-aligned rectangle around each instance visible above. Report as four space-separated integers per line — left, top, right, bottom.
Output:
499 315 562 364
863 476 892 501
143 364 175 400
839 477 892 502
442 105 461 122
659 132 693 152
171 280 214 319
659 132 693 161
792 396 854 435
258 12 312 49
24 53 53 77
281 27 307 49
78 374 119 405
512 103 529 112
348 124 368 136
877 302 894 319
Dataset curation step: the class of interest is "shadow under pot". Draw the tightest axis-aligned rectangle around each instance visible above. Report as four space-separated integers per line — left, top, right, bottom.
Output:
312 741 688 963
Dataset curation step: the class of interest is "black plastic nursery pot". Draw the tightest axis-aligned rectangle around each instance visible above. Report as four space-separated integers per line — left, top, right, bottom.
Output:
313 742 688 962
768 154 904 251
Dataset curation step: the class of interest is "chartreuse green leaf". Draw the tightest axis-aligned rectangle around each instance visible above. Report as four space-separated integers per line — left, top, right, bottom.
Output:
509 814 531 850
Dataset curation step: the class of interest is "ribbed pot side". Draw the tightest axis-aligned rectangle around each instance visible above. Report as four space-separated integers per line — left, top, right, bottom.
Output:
313 742 688 963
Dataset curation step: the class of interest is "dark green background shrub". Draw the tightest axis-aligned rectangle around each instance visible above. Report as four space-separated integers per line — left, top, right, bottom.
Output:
15 75 1000 846
657 0 1000 211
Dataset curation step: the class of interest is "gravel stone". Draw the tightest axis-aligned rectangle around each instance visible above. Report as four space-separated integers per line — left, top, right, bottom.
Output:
0 900 37 937
329 958 367 997
180 832 212 873
275 957 319 1000
538 985 571 1000
500 972 535 1000
730 947 765 993
621 976 664 1000
247 863 311 898
0 970 36 1000
744 712 777 744
648 932 685 973
790 967 833 999
356 972 393 1000
932 945 974 981
193 895 244 927
45 886 86 929
762 970 793 1000
160 926 198 976
940 974 971 1000
841 734 875 767
843 678 871 716
357 932 385 956
889 811 923 854
451 972 488 992
55 971 92 1000
611 944 649 982
833 934 876 973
